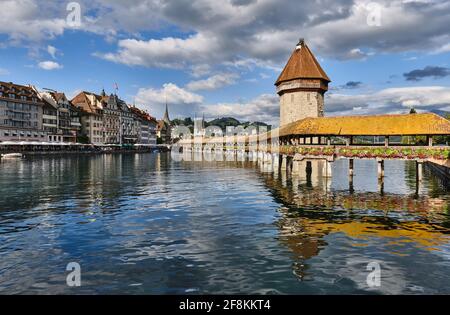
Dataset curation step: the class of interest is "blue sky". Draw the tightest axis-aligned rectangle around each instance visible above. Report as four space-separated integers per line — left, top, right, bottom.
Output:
1 0 450 126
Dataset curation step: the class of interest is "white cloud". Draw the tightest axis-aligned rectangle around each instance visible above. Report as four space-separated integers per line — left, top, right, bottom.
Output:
201 94 280 126
434 42 450 54
0 0 67 43
186 73 239 91
2 0 450 70
135 83 204 118
47 45 57 59
133 83 450 125
327 86 450 115
94 0 450 70
98 33 222 69
190 64 212 78
38 61 63 70
0 68 10 76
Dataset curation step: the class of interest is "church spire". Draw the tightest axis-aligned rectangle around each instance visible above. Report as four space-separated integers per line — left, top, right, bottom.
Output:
163 101 171 125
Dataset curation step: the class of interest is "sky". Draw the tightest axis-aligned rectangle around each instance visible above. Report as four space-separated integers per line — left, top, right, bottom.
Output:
0 0 450 126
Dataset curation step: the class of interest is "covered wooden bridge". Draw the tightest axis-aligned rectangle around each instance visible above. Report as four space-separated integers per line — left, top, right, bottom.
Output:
177 112 450 182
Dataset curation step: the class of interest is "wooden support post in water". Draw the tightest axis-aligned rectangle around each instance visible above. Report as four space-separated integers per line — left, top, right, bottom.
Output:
306 161 312 186
306 161 312 172
287 156 293 173
349 159 354 177
324 160 333 178
416 161 423 182
273 154 280 171
378 177 384 195
349 174 354 193
377 159 385 178
280 155 287 170
292 160 300 174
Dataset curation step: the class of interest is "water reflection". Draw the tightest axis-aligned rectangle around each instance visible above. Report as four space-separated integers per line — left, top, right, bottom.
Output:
0 153 449 294
259 158 450 293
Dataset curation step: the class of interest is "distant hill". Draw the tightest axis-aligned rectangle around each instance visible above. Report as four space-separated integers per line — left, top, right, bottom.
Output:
429 109 450 118
207 117 240 128
206 117 271 131
172 116 271 133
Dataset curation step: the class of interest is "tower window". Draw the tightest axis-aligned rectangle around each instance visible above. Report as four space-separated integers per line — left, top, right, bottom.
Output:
307 93 310 102
291 94 294 102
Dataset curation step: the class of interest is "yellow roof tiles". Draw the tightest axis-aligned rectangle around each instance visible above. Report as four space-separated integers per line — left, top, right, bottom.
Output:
279 113 450 137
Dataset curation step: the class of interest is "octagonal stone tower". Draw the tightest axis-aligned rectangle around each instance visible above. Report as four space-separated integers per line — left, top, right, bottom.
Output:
276 39 331 127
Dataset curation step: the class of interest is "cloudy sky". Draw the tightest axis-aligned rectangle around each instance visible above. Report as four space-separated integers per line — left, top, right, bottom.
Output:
1 0 450 126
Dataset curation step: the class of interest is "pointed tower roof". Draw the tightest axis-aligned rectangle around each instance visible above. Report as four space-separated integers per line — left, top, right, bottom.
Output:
163 102 171 124
275 39 330 85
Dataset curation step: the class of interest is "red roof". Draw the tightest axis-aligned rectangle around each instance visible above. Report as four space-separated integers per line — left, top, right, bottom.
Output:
275 40 330 85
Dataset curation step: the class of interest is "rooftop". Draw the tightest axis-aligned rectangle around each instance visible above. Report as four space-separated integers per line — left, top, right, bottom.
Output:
275 40 331 86
278 113 450 137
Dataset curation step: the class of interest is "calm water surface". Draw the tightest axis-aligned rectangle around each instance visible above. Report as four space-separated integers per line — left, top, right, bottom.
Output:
0 153 449 294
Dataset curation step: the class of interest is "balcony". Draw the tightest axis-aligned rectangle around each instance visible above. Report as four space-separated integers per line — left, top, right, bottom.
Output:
7 115 31 122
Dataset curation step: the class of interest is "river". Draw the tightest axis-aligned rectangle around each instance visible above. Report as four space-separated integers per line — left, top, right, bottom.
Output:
0 153 449 294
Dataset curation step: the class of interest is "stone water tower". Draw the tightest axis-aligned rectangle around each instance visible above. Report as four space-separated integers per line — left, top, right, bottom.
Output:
275 39 331 127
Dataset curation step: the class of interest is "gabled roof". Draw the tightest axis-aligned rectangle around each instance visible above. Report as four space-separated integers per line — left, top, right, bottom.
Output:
38 91 59 109
278 113 450 137
0 81 43 102
51 92 67 103
275 40 330 85
71 91 103 114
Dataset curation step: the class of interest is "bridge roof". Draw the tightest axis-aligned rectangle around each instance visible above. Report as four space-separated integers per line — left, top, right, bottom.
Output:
278 113 450 137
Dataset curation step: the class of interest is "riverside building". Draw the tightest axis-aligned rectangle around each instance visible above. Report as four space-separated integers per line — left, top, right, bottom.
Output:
0 81 47 142
37 90 82 143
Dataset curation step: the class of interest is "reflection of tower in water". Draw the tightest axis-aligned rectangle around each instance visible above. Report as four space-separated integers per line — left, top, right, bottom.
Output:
259 166 450 282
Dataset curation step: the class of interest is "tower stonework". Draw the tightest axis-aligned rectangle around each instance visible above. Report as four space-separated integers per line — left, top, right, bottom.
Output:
276 40 330 127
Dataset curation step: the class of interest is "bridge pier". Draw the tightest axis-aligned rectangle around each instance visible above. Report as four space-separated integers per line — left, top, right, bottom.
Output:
416 161 423 182
349 174 354 193
280 155 287 170
273 154 280 171
265 153 273 172
258 151 264 162
377 159 385 179
378 177 385 195
292 160 301 174
323 160 333 178
286 156 294 173
349 159 354 177
306 161 312 173
252 151 258 162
